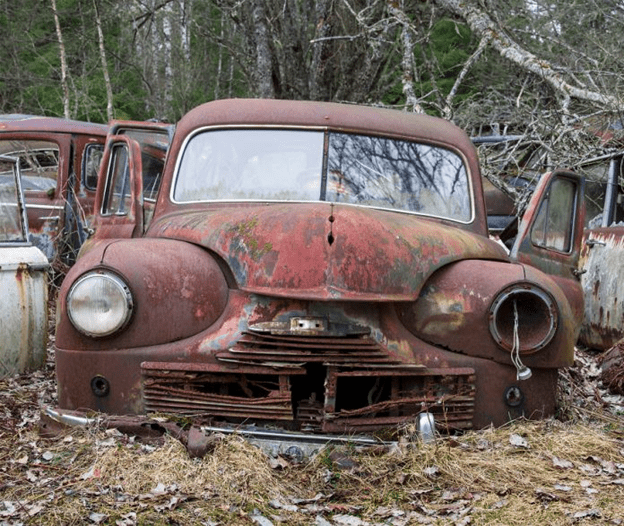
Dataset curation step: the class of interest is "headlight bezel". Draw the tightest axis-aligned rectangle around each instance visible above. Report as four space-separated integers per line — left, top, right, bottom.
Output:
67 270 134 338
489 284 558 354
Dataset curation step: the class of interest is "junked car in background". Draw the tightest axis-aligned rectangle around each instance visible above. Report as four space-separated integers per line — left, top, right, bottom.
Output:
577 152 624 350
51 99 585 439
0 115 108 268
0 155 49 377
0 116 172 270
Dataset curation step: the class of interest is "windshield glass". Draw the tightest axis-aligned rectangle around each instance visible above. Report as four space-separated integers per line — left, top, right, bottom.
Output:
173 129 472 221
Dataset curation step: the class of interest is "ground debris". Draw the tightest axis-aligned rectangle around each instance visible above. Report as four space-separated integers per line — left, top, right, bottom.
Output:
1 346 624 525
599 339 624 396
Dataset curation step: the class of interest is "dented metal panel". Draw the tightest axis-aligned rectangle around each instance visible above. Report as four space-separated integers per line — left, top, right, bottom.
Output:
578 227 624 349
0 251 49 376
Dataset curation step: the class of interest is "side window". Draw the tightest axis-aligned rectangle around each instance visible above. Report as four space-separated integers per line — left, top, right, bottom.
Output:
0 157 26 241
530 177 577 252
117 129 169 201
0 139 59 194
83 143 105 191
141 150 164 200
102 144 131 215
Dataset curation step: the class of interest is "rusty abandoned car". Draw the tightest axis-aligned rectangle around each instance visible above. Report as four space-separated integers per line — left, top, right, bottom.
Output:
577 152 624 351
0 115 108 267
51 99 586 439
0 115 171 270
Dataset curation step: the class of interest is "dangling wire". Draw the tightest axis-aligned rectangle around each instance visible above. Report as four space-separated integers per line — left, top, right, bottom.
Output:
511 300 532 381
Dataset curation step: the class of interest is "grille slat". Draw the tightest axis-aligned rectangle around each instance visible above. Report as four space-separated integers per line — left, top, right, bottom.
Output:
140 327 476 433
217 332 399 366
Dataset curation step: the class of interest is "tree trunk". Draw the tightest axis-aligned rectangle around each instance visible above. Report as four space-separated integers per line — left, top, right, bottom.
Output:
94 0 114 121
251 0 274 98
51 0 70 118
389 3 424 113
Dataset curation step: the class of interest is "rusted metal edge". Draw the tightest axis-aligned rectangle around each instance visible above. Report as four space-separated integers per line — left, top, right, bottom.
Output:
44 407 437 459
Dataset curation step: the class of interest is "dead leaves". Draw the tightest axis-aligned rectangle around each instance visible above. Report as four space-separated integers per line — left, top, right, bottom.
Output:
2 346 624 524
509 433 529 448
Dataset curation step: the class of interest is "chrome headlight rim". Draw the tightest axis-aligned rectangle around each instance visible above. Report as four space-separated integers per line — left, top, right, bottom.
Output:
67 270 134 338
489 284 558 355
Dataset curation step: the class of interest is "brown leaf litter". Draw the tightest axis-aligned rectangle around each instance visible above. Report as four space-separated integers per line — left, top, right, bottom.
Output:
1 347 623 525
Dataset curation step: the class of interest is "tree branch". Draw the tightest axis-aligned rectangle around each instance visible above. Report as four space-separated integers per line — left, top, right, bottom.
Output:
435 0 620 110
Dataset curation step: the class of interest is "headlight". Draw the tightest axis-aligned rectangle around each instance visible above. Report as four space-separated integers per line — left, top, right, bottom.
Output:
489 285 557 354
67 271 134 337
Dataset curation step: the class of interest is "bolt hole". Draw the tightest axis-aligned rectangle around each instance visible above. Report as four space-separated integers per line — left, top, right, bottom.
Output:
91 375 110 397
504 385 524 407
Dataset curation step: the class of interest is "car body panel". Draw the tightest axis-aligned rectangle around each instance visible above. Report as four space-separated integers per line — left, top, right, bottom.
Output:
147 203 509 300
577 153 624 350
578 227 624 349
0 154 49 377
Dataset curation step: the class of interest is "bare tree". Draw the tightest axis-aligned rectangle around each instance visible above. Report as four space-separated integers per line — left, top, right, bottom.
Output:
94 0 114 121
435 0 620 114
50 0 70 119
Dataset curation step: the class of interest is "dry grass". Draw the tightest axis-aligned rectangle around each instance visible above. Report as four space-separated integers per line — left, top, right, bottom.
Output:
1 338 624 524
2 411 623 524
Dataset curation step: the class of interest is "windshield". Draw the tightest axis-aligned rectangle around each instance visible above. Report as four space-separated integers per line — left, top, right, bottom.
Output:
173 129 472 222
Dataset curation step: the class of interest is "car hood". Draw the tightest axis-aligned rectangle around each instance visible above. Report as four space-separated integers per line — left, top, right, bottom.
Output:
147 203 509 301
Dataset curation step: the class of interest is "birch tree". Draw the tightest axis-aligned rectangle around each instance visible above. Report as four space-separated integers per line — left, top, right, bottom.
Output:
51 0 70 118
94 0 113 121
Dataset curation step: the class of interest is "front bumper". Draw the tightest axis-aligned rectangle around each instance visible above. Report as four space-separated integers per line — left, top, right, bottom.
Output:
43 407 437 459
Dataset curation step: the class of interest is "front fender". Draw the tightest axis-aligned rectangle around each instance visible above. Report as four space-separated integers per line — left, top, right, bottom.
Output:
397 259 577 368
56 238 228 351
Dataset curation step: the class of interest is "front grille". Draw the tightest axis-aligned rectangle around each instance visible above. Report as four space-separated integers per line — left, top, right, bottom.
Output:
140 319 476 433
216 330 401 367
323 367 476 433
141 362 300 420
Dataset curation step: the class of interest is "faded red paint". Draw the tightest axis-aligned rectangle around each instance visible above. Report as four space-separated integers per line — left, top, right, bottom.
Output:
53 99 585 436
149 203 509 300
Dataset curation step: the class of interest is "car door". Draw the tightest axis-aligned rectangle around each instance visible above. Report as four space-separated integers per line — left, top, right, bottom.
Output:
577 154 624 349
91 122 172 240
511 170 586 314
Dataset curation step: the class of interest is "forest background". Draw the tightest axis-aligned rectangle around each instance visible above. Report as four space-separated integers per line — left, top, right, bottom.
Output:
2 0 624 209
1 0 621 131
3 0 623 196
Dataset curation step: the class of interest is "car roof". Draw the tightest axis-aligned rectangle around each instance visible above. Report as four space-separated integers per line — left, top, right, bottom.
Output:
0 115 108 136
175 99 475 155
